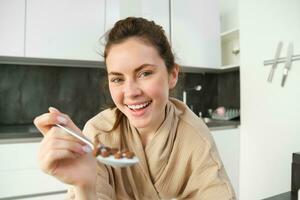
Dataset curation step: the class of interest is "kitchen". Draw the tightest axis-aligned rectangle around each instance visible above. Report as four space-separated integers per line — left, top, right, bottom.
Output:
0 0 299 199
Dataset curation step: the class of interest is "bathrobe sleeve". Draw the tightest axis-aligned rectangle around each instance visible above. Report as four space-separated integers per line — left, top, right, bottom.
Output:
178 130 236 200
65 164 115 200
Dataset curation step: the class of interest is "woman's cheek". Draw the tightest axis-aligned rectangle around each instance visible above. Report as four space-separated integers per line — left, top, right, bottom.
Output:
109 87 122 105
144 80 168 100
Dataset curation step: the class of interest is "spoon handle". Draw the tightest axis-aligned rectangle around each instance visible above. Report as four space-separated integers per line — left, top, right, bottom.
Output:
56 124 94 150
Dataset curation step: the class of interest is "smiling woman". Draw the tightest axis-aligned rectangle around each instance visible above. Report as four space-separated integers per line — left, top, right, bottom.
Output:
105 37 177 136
34 17 236 200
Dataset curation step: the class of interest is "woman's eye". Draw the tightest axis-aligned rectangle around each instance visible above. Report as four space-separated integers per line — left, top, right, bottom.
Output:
111 78 123 83
139 71 152 78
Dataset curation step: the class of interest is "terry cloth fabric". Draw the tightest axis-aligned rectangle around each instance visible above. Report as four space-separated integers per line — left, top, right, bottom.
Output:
65 98 236 200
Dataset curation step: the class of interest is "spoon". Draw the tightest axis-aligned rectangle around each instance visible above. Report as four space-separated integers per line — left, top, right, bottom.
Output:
55 124 139 167
56 124 94 150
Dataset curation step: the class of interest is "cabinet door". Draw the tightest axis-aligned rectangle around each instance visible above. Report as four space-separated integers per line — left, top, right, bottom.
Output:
171 0 221 68
105 0 170 39
26 0 105 61
131 0 170 40
0 143 67 198
211 128 240 196
0 0 25 57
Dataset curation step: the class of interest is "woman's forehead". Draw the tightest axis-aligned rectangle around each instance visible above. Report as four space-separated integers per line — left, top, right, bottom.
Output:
106 38 164 73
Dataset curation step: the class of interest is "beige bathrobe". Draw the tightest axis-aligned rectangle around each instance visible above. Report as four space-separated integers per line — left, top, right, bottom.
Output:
66 98 235 200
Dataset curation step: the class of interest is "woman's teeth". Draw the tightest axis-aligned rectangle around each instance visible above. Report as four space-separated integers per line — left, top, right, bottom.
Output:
127 101 151 110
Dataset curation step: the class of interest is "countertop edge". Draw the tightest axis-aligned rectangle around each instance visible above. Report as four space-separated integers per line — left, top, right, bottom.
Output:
0 137 42 144
0 125 240 144
209 125 240 131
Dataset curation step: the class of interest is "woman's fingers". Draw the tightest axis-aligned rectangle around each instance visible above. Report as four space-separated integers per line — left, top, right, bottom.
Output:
48 107 82 133
44 137 86 156
33 112 68 135
45 126 87 147
38 127 93 175
39 148 78 175
48 106 60 114
34 107 82 137
38 127 88 162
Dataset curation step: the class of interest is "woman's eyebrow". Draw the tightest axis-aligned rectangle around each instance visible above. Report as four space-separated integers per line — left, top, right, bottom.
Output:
108 64 156 76
108 71 123 76
134 63 156 73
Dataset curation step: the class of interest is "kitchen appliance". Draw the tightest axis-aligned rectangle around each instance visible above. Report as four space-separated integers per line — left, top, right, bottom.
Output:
292 152 300 195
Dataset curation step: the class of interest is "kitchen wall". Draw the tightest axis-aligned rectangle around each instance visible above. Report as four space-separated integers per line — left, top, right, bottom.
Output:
0 64 239 136
0 64 107 128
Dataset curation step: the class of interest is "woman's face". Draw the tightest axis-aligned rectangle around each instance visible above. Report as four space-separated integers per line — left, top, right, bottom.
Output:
106 37 178 132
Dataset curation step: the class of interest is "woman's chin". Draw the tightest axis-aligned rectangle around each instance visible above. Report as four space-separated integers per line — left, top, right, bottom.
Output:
129 119 150 130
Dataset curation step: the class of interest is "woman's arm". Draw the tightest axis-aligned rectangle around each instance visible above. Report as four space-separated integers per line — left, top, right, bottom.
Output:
65 163 115 200
73 185 96 200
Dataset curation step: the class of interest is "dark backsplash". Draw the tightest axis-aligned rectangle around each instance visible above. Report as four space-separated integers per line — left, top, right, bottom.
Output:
0 64 109 128
0 64 240 128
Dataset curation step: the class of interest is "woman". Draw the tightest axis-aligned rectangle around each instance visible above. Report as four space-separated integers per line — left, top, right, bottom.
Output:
34 17 235 200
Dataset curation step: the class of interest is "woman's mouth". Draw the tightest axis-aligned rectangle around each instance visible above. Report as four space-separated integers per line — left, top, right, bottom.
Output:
126 101 152 111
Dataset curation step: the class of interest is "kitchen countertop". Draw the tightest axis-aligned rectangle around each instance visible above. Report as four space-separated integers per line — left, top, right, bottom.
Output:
206 120 240 131
0 120 240 144
0 124 42 144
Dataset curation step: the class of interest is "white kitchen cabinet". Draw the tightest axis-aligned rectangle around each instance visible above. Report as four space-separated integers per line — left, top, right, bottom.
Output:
220 0 238 33
0 0 25 57
25 0 105 61
211 128 240 197
219 0 239 69
26 193 67 200
105 0 170 39
170 0 221 69
0 142 68 199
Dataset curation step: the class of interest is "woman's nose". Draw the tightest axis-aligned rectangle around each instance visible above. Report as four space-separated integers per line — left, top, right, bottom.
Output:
123 81 142 98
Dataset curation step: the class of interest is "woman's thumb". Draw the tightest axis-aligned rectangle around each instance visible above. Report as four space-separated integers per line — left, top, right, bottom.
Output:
48 107 68 125
48 106 60 114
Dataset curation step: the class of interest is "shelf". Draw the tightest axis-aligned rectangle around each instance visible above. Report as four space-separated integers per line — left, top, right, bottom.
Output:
221 28 239 42
0 56 105 69
221 28 240 68
180 64 239 73
219 64 240 70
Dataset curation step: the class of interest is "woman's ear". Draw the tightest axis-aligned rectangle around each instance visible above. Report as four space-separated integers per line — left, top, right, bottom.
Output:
169 63 180 89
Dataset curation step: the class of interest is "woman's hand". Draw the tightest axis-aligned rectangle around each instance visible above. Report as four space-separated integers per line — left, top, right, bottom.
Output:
34 107 97 190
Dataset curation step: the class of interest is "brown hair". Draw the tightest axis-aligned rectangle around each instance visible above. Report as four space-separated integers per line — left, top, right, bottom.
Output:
104 17 176 130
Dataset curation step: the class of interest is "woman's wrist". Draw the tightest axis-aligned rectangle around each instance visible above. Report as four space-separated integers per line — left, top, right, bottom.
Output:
74 185 96 200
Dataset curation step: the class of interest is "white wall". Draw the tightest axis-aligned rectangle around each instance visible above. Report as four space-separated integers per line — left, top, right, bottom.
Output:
239 0 300 199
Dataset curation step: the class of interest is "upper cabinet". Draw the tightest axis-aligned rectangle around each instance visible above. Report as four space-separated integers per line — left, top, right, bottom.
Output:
220 0 238 32
0 0 25 57
220 0 239 68
105 0 170 39
170 0 221 69
25 0 105 61
0 0 224 69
